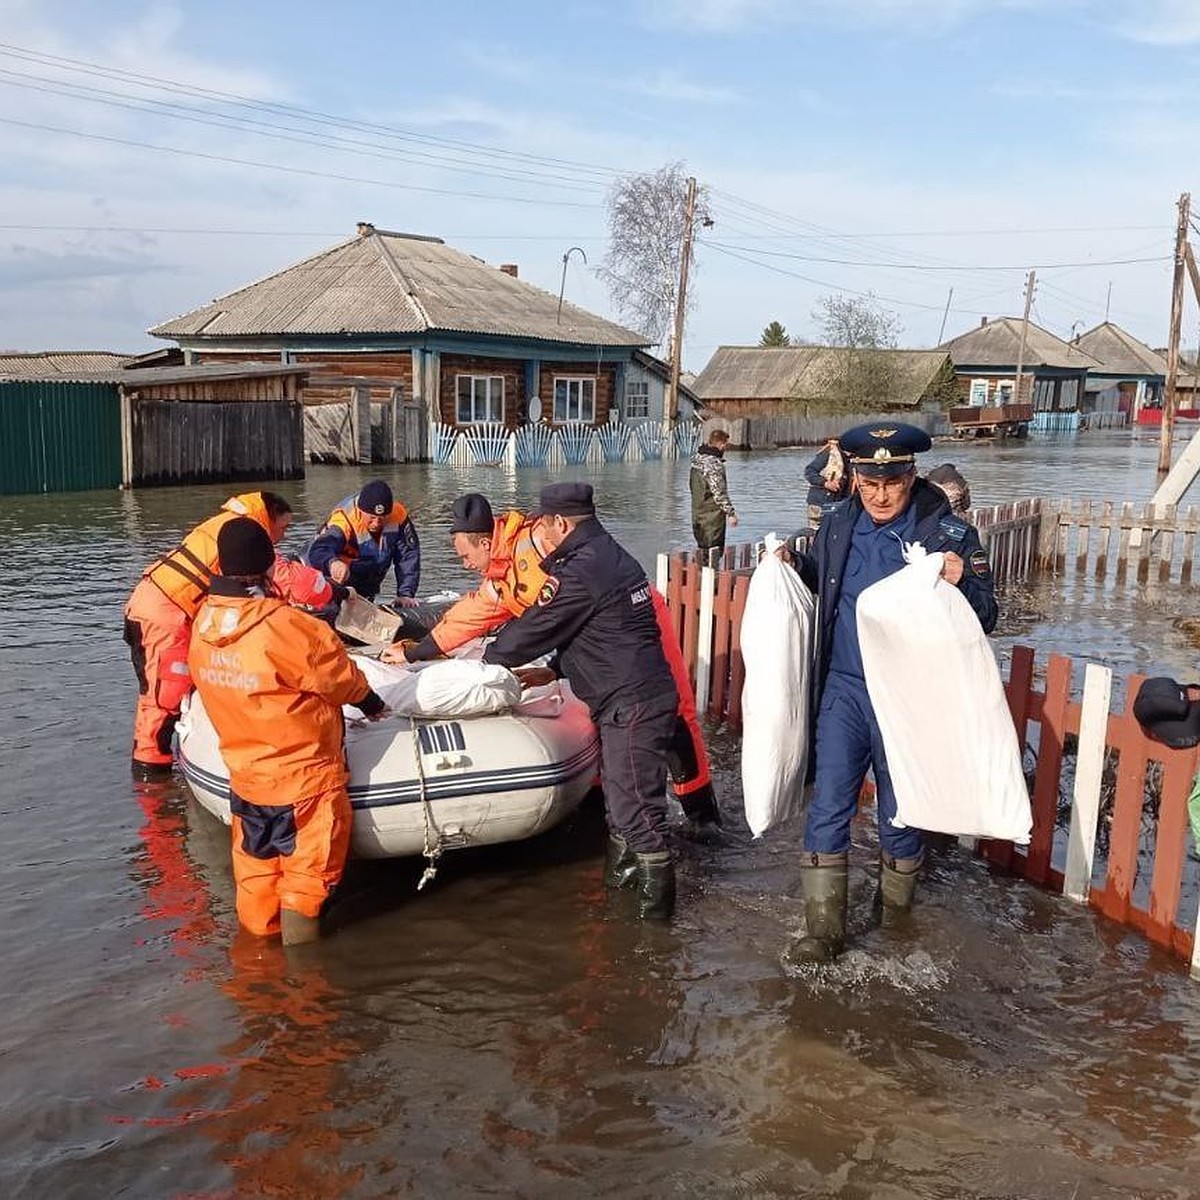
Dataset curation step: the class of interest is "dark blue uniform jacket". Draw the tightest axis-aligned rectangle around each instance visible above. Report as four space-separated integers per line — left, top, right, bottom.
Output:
482 517 677 717
796 478 998 699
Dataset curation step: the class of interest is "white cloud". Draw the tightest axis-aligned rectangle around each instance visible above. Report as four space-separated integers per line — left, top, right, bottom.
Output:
619 70 743 105
1110 0 1200 46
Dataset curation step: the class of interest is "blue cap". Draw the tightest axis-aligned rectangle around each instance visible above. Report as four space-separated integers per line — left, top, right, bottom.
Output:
357 479 393 516
841 422 931 478
532 482 595 518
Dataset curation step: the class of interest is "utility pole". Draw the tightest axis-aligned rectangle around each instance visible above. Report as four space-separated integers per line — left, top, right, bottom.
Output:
937 286 954 345
1161 192 1191 475
1013 269 1036 407
666 175 698 426
1104 281 1112 323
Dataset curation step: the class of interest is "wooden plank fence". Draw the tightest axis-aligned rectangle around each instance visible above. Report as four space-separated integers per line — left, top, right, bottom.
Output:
658 546 1200 972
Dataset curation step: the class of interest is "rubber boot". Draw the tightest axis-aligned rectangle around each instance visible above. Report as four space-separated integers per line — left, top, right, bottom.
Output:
785 853 849 966
603 834 639 890
280 908 322 946
877 852 923 927
131 758 173 782
634 851 676 921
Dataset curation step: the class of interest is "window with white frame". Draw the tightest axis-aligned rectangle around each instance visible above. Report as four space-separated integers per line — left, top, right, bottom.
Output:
456 374 504 424
553 376 596 423
624 379 650 419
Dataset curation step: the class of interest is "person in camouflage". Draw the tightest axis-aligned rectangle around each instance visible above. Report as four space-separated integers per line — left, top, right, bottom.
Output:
689 429 738 558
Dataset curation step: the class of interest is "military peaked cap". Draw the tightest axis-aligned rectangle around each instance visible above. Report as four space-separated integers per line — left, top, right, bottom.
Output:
842 422 932 478
531 481 596 519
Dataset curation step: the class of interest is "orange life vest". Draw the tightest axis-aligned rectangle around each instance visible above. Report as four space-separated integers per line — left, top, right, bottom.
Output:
431 511 550 653
144 493 274 619
322 497 410 565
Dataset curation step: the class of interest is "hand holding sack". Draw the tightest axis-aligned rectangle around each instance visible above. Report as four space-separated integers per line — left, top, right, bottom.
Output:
856 542 1031 843
740 534 815 837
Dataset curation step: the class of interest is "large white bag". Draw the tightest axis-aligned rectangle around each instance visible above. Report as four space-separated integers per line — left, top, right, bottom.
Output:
350 656 522 718
856 542 1031 843
740 534 816 837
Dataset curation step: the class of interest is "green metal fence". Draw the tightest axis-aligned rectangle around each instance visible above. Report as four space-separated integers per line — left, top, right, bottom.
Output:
0 381 122 495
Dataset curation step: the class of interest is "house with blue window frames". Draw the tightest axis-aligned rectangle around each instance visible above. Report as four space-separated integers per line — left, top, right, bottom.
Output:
149 223 700 466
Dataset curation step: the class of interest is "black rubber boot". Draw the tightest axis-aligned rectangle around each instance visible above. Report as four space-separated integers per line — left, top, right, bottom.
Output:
877 852 923 927
784 853 849 966
603 834 639 890
634 851 676 921
131 758 173 782
679 782 722 828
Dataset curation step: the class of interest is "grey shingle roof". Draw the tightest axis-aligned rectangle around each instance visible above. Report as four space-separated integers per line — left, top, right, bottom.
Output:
1073 322 1167 378
150 227 649 347
941 317 1100 370
692 345 950 407
0 350 131 379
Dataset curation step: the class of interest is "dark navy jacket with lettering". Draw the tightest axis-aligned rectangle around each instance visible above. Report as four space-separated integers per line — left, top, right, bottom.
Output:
795 478 998 699
482 516 678 717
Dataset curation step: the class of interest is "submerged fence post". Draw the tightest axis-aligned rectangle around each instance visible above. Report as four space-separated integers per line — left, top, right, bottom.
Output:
695 565 716 708
1063 662 1113 903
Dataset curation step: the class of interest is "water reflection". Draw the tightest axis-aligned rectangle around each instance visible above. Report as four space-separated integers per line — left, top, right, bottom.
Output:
5 429 1200 1196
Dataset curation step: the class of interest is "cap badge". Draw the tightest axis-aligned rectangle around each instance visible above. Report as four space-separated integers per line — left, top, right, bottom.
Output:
872 447 894 462
870 428 898 439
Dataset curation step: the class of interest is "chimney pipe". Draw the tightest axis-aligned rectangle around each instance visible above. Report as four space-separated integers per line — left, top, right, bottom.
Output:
499 263 519 278
356 222 375 238
979 316 988 327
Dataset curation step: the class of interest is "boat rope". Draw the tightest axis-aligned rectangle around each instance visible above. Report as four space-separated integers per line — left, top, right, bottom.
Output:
411 717 443 891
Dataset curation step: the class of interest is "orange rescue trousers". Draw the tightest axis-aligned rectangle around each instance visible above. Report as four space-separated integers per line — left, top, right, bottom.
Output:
230 785 352 937
124 578 193 769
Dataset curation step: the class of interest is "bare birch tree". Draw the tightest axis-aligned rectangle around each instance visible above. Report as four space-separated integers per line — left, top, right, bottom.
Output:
598 162 710 346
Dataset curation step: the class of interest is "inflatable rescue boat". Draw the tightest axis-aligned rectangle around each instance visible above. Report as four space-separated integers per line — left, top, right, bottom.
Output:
176 658 600 859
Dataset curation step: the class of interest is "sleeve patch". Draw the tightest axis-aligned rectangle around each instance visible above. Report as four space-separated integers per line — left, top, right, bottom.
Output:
969 549 991 577
536 576 560 606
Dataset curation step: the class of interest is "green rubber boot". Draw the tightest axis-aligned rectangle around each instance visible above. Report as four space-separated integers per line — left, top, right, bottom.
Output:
603 834 639 890
634 851 676 921
280 908 322 946
785 853 849 966
878 852 923 927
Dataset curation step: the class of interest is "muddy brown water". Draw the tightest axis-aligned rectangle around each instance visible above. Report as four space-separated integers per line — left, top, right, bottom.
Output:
4 429 1200 1198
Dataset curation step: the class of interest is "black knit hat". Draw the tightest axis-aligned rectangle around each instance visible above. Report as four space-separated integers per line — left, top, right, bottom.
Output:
357 479 393 516
1133 677 1200 750
450 493 495 534
217 516 275 577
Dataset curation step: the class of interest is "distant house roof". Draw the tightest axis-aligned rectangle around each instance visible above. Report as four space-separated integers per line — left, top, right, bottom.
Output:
941 317 1100 371
692 345 951 407
1073 322 1167 378
0 350 131 380
150 224 650 348
631 349 699 404
0 362 311 388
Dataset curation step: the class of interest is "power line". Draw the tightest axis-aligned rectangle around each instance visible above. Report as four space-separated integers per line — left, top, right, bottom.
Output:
0 116 603 209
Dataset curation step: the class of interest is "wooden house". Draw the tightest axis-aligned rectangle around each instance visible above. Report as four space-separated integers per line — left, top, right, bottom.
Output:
148 224 671 465
942 317 1099 432
1071 322 1164 427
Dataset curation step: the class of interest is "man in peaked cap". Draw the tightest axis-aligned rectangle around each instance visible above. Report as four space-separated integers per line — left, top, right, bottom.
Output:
385 483 722 828
306 479 421 605
479 482 684 920
782 421 999 965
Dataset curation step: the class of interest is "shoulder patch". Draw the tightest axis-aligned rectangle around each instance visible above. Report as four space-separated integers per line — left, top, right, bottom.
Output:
536 576 560 606
938 515 968 539
969 548 991 577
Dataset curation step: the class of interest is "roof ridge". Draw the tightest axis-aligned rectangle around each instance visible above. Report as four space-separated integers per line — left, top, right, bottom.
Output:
371 231 432 331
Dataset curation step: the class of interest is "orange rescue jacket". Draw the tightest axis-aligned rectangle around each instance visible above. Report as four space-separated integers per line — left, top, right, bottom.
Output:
145 493 274 619
431 510 550 653
188 590 376 804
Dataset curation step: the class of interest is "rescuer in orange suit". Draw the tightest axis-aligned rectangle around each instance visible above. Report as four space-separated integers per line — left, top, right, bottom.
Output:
123 491 340 781
382 492 721 826
188 517 387 945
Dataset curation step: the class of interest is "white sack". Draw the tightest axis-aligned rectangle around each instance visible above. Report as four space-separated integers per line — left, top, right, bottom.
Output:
740 534 815 837
350 656 522 718
856 543 1031 843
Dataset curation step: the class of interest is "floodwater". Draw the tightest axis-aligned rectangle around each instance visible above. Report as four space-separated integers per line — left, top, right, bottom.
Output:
4 428 1200 1198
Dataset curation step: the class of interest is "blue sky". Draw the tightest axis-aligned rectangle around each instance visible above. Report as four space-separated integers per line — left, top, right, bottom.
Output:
2 0 1198 367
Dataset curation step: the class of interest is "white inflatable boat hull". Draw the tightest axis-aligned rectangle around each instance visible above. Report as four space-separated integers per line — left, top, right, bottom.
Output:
176 686 600 859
